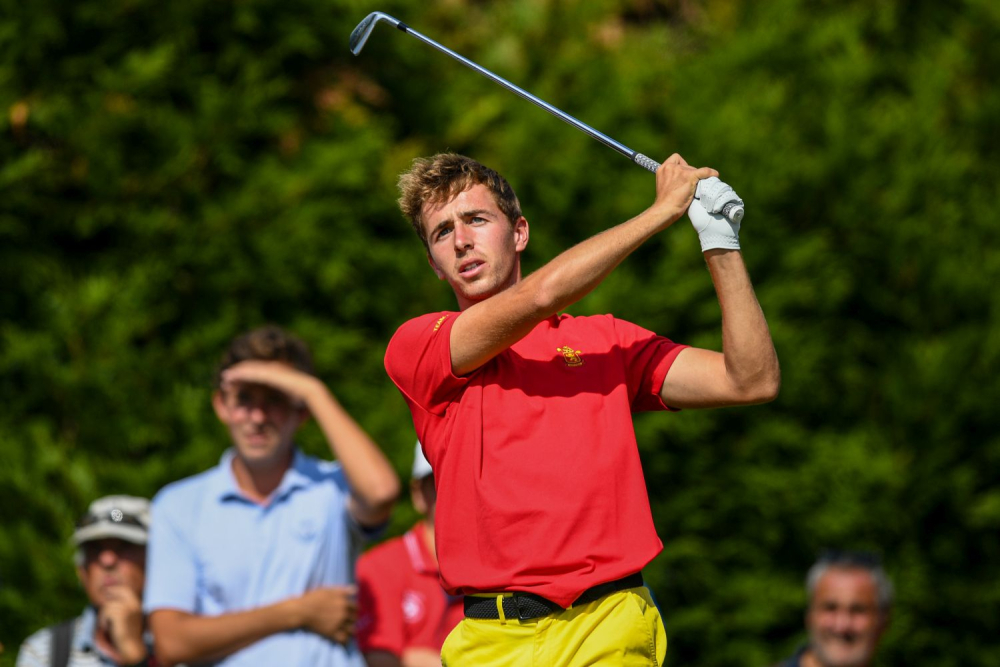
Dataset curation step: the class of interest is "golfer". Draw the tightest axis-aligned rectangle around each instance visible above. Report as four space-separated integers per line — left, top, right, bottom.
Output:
384 152 779 665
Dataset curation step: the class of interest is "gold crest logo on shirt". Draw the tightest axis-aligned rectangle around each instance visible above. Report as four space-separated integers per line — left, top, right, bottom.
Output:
433 315 449 332
557 346 584 367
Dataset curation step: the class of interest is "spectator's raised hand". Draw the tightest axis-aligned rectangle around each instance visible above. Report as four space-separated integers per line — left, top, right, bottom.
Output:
98 584 148 664
221 360 326 409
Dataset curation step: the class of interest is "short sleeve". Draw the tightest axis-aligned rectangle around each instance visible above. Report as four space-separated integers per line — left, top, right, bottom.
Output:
355 547 405 656
385 312 469 417
144 492 200 614
612 317 687 412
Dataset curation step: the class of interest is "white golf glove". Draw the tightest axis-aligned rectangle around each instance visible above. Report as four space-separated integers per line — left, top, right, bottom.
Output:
689 177 743 252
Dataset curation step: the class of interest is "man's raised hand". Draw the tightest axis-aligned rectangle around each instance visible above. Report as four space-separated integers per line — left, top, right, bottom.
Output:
689 192 742 252
649 153 719 228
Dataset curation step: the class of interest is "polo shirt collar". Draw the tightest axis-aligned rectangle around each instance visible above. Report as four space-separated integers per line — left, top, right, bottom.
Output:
403 521 438 575
211 447 311 503
275 449 312 500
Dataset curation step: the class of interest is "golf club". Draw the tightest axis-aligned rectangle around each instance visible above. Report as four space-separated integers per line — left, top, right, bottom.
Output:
349 11 743 224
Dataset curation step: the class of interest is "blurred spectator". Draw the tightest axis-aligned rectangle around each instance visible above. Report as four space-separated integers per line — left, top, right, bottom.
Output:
16 495 154 667
773 550 893 667
144 326 399 667
356 442 463 667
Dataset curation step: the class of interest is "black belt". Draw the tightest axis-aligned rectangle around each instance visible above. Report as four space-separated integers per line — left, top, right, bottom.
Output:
463 572 644 621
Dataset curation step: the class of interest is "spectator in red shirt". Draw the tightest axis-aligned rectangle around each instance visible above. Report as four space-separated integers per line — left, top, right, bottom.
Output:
357 442 462 667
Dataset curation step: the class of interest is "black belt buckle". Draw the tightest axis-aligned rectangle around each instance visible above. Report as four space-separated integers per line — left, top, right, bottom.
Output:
514 595 535 621
511 592 561 620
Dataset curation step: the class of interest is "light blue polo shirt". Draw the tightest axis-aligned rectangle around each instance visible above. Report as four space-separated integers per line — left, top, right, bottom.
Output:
145 449 371 667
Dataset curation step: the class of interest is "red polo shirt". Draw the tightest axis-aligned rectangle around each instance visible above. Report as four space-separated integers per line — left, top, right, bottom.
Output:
356 522 464 656
385 312 686 608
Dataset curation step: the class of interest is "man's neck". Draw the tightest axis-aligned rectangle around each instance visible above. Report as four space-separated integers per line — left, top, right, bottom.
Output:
231 450 294 504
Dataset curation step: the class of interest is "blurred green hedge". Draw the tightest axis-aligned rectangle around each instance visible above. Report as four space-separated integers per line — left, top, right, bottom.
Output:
2 0 998 665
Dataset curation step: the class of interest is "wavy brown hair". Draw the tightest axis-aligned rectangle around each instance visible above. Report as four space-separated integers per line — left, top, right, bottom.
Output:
397 153 521 251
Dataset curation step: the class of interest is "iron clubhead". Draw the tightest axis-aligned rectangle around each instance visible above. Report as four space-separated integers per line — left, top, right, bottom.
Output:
349 12 402 55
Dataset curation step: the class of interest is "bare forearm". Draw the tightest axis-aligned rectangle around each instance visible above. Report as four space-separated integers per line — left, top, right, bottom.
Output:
302 382 399 525
150 601 298 666
449 156 717 375
527 207 669 315
452 207 674 375
525 157 718 318
705 249 780 400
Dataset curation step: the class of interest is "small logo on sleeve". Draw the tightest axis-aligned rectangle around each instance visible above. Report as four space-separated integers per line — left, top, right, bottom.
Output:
557 346 584 367
433 315 449 332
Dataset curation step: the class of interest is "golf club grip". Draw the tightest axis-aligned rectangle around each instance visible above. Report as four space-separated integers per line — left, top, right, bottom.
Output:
634 153 744 224
633 153 660 173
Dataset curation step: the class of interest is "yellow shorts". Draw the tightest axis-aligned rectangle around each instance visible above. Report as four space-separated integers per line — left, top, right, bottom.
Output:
441 586 667 666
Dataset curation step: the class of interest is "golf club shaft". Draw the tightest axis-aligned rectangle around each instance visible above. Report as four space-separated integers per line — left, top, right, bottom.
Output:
394 23 657 171
352 13 743 223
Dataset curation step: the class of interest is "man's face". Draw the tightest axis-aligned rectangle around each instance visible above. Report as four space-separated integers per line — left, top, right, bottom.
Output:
422 184 529 311
807 568 886 667
213 381 304 470
77 538 146 608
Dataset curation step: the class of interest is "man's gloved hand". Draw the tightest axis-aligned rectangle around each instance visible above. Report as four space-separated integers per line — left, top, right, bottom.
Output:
689 177 743 252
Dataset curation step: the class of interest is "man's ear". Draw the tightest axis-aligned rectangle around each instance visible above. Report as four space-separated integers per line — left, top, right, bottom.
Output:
427 253 446 280
211 391 229 424
514 216 529 252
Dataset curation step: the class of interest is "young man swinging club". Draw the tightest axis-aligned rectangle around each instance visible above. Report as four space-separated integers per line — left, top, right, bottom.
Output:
384 152 780 665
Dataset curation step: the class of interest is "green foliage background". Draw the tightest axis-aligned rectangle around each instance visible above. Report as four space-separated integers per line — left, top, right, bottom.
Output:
2 0 998 664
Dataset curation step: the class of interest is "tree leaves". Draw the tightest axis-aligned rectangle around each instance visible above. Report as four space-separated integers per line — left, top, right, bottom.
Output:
2 0 998 664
